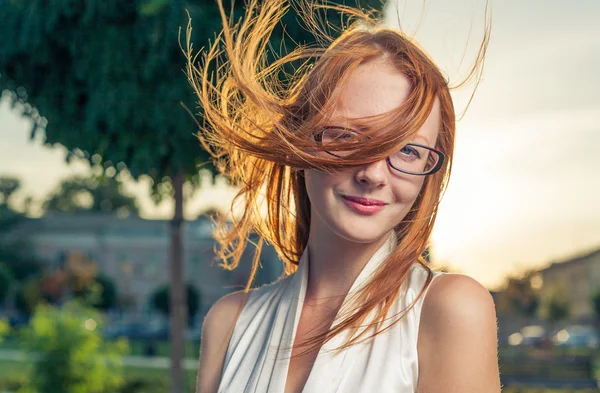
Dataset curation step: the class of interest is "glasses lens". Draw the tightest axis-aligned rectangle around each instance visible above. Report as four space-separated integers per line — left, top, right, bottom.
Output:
318 128 362 157
388 143 441 175
317 130 442 175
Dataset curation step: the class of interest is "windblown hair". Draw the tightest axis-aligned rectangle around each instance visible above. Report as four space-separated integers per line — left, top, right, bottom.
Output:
184 0 490 356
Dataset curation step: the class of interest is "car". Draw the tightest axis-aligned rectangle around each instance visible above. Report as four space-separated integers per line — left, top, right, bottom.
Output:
507 325 553 348
102 321 148 340
141 318 169 341
551 324 600 349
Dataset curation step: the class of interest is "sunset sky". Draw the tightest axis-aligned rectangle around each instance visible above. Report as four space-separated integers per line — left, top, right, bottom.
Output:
1 0 599 291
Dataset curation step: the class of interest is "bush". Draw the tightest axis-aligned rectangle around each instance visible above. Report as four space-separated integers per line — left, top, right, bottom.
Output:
0 374 27 392
0 318 9 343
18 300 129 393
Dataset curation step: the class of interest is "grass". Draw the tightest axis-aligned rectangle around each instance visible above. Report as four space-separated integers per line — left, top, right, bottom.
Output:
0 359 197 393
122 365 197 392
0 359 30 379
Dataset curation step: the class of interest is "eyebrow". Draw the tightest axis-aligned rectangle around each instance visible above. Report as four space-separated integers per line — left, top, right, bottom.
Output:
323 124 431 146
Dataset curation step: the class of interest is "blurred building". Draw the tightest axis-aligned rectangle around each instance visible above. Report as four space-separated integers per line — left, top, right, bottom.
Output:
536 246 600 320
8 213 284 319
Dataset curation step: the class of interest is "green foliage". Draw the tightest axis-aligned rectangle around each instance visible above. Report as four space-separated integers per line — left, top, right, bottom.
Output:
0 0 384 195
0 360 200 393
72 273 118 311
119 378 169 393
539 281 571 323
0 318 10 344
0 176 20 206
546 294 570 322
42 171 139 216
14 278 42 315
19 300 128 393
591 287 600 321
0 263 13 304
0 173 34 217
0 185 43 282
0 185 45 313
0 248 41 283
497 269 540 318
150 283 200 325
12 271 119 315
0 1 386 390
0 1 218 199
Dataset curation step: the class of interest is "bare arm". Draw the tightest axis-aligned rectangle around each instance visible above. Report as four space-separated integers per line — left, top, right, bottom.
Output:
195 290 250 393
417 274 502 393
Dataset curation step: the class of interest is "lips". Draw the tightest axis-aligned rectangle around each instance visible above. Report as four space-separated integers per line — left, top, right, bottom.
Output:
340 194 388 215
341 195 387 206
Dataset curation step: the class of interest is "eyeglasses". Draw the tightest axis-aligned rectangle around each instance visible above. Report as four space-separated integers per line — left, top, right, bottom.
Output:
313 127 445 176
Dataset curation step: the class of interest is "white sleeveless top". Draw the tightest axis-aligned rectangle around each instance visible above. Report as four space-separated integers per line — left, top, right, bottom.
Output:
218 231 445 393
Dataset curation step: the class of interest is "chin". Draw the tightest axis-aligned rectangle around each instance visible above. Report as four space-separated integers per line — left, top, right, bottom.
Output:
328 215 395 244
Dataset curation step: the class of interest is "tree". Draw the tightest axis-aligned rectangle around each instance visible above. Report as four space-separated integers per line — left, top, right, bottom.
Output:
0 176 20 206
0 177 43 283
0 263 13 305
0 318 9 344
538 280 571 336
0 180 45 313
0 175 37 216
546 293 570 322
0 0 385 391
43 172 140 217
150 283 200 326
591 288 600 331
496 268 541 318
14 278 42 315
1 3 214 389
72 273 119 311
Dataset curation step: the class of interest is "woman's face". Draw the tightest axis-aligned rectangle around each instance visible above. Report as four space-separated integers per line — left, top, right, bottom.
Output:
304 56 441 244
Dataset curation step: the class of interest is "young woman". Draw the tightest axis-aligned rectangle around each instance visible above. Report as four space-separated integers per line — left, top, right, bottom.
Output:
185 0 501 392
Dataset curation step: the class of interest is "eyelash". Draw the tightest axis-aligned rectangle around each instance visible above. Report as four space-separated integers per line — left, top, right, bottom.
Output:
399 146 420 159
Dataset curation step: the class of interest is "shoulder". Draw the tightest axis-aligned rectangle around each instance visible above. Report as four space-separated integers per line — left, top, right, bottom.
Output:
422 273 496 319
203 275 289 330
204 290 251 334
195 290 251 393
417 273 502 392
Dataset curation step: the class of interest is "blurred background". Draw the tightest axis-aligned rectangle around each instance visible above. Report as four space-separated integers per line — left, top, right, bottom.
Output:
0 0 599 392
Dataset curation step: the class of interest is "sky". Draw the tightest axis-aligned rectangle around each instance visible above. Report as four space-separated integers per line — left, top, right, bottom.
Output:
1 0 599 291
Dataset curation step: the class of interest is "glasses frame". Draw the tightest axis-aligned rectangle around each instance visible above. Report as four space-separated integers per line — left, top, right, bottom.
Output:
313 129 446 176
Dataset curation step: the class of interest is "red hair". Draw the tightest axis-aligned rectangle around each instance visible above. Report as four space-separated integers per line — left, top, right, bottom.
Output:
184 0 490 355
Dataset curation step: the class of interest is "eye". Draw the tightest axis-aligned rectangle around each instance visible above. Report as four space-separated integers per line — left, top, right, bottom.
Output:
321 128 359 144
399 145 421 159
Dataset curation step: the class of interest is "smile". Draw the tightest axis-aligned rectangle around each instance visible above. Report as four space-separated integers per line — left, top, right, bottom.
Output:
341 195 387 214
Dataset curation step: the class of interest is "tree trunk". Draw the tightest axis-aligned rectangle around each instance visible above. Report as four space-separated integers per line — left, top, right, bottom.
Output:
170 171 187 393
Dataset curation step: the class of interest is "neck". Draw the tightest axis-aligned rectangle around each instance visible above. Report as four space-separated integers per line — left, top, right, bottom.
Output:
304 226 391 305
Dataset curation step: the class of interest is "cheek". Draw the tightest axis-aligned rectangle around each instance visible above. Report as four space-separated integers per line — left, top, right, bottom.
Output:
393 176 426 204
303 169 345 194
303 170 329 205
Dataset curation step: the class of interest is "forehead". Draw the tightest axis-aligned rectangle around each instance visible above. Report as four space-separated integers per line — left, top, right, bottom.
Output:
328 58 441 146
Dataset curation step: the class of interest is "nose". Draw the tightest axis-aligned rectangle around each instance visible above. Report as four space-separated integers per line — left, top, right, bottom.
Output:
354 158 388 188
